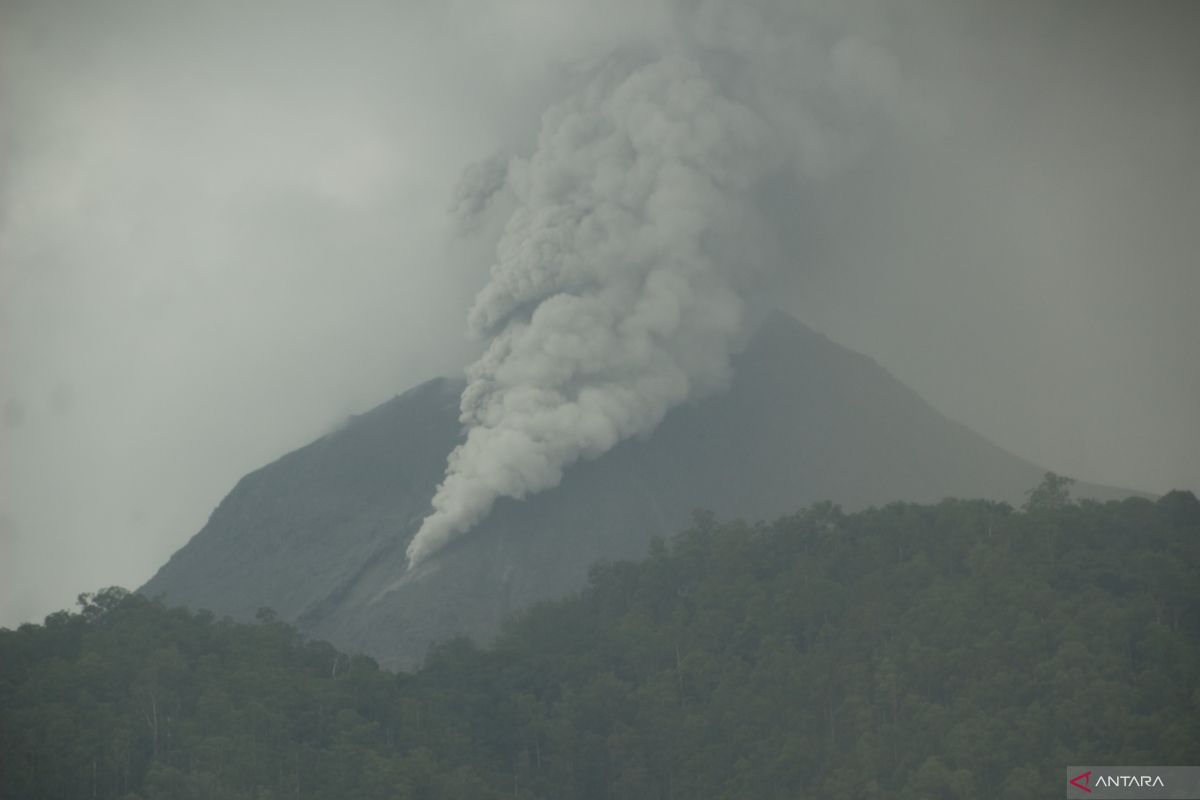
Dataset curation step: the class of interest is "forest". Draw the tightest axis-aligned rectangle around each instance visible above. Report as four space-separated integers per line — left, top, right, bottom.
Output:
2 480 1198 799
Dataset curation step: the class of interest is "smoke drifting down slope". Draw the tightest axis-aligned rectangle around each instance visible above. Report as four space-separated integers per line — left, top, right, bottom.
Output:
408 5 924 566
408 58 768 565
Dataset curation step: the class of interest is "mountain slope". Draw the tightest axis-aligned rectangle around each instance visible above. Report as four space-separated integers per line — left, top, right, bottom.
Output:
141 312 1132 668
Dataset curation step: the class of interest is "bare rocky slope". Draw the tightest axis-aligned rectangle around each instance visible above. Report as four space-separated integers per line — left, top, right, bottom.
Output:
141 312 1133 668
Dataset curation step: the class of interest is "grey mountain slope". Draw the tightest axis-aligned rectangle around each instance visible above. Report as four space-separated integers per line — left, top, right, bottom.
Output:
142 312 1133 668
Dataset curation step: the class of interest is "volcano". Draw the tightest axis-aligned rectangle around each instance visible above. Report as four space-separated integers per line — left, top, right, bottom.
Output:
141 312 1132 668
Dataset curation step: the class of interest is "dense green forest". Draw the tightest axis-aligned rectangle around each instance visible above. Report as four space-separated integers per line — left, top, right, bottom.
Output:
3 481 1198 799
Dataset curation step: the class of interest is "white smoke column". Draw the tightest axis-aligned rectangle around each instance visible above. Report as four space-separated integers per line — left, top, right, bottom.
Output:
407 56 778 566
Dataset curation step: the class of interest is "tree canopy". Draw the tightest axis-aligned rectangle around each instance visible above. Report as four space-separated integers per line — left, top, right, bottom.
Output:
2 490 1197 799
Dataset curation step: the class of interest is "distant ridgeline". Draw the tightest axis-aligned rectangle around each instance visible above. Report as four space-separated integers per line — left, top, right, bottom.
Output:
3 487 1198 800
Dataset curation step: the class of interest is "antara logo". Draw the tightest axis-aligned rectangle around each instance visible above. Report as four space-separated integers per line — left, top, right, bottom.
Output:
1070 770 1168 792
1095 775 1165 789
1069 771 1092 793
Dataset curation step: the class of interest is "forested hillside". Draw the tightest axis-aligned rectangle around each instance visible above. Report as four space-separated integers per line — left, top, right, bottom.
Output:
4 484 1198 799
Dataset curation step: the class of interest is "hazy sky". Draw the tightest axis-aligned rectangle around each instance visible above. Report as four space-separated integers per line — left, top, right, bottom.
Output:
2 0 1197 627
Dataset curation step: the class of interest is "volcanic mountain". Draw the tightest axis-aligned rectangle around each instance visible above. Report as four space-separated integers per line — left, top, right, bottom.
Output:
141 312 1131 668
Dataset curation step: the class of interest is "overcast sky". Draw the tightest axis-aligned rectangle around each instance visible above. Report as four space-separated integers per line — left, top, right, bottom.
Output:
2 0 1197 627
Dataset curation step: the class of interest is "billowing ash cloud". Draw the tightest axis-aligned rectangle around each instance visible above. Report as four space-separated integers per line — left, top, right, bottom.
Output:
407 4 919 567
448 151 510 234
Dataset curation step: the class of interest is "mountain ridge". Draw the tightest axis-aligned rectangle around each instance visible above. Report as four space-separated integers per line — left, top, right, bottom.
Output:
142 312 1136 668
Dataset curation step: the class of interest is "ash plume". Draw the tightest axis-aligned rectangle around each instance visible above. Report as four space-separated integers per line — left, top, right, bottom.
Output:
448 152 510 234
407 2 918 567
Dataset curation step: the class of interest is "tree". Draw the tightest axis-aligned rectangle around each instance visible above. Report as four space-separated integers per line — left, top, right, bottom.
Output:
1024 472 1075 512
